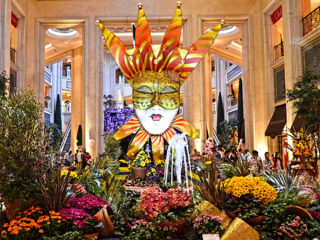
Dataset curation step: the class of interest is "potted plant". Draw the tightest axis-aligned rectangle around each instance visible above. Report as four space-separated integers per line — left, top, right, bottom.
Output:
223 176 278 225
193 214 224 240
132 151 149 180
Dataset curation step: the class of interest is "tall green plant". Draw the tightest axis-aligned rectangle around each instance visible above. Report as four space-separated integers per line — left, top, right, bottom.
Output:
105 133 121 160
194 159 227 210
237 78 245 142
0 71 8 98
39 166 77 211
220 120 238 148
0 91 45 201
54 94 62 130
216 92 225 135
45 122 62 151
287 71 320 150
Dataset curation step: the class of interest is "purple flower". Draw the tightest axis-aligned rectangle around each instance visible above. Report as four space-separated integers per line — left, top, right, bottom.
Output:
310 211 320 221
104 108 134 134
59 208 90 220
65 194 108 210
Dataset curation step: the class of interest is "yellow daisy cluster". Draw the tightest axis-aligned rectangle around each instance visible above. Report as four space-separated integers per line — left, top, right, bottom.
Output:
133 151 150 167
224 176 277 204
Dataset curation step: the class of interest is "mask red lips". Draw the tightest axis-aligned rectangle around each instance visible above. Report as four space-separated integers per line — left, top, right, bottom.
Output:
151 114 162 121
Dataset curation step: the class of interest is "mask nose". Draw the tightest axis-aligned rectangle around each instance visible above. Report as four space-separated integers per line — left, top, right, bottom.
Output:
151 91 160 106
151 104 162 112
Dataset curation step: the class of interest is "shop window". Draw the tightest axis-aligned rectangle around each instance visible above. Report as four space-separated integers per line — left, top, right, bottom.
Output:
304 41 320 74
274 65 286 102
9 70 17 96
302 0 320 35
271 6 284 61
227 79 239 107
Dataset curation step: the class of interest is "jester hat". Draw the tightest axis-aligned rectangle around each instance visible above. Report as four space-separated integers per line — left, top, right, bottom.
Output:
96 2 222 160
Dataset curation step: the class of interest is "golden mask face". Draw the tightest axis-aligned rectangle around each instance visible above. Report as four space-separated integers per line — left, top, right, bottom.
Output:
132 71 180 110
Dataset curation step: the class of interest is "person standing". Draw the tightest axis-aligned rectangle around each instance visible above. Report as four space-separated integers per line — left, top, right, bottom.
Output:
77 149 83 169
74 149 79 165
273 152 283 170
263 152 273 170
248 150 263 172
239 148 248 161
67 150 74 165
230 149 238 166
81 148 87 170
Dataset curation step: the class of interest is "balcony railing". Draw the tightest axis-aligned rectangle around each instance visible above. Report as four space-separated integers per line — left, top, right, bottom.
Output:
10 48 16 64
302 6 320 36
274 41 284 61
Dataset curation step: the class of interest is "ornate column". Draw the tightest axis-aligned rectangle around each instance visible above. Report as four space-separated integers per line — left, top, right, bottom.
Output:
71 46 83 152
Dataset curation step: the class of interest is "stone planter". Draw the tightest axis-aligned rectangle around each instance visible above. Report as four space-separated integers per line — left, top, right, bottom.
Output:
133 167 147 180
202 233 220 240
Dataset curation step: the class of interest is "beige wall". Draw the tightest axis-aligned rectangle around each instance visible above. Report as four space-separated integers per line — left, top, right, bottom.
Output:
2 0 284 157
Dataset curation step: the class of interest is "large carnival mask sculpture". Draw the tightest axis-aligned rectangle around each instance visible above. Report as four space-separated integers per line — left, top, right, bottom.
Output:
97 2 221 162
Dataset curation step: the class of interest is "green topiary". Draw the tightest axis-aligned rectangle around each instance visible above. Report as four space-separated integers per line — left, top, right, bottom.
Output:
0 71 8 98
105 133 121 160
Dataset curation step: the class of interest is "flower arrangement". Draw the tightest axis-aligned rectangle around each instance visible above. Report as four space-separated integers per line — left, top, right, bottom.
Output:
65 194 108 215
223 176 277 220
58 208 100 234
132 151 150 168
277 216 308 239
58 208 90 220
291 129 312 159
61 169 78 179
224 176 277 204
1 207 66 239
146 160 165 182
140 186 193 221
193 214 224 236
74 183 87 195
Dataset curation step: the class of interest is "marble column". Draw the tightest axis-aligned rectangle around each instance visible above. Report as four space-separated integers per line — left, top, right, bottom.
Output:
71 46 83 152
0 0 11 74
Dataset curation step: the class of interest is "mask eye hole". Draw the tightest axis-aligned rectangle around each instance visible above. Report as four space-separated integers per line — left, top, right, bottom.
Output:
160 86 178 94
136 86 153 94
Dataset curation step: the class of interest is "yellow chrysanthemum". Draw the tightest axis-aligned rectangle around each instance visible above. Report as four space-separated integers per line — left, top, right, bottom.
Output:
223 176 277 204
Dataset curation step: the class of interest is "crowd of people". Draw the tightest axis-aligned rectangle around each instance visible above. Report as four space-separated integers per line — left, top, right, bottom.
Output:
57 148 92 170
192 138 286 173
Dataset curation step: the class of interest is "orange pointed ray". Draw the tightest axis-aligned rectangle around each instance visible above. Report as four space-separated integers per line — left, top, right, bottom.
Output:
180 24 221 84
161 5 182 62
162 126 177 143
136 4 152 67
114 116 141 140
171 115 199 139
151 135 164 162
127 128 150 158
97 22 134 80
